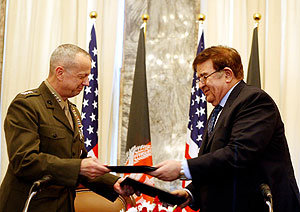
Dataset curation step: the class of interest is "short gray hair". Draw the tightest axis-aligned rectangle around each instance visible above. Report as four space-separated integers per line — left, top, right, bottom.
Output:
49 44 91 73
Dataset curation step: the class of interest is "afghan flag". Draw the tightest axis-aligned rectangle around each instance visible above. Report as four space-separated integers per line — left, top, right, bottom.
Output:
125 24 154 204
247 26 261 88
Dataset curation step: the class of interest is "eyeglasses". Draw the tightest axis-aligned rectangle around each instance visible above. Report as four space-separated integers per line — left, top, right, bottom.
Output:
196 70 219 84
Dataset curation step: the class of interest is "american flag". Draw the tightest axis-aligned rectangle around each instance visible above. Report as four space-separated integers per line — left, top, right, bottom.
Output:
186 29 207 156
81 24 98 158
182 25 206 212
184 29 207 180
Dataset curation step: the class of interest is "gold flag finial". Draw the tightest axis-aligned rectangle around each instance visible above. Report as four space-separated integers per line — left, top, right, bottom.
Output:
141 14 149 39
90 11 97 19
142 14 149 23
198 13 206 24
253 13 261 23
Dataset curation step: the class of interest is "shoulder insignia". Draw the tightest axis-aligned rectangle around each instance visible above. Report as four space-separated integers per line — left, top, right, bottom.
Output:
19 89 39 97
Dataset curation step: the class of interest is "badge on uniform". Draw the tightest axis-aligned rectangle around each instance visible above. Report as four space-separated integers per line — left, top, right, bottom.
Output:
70 105 84 140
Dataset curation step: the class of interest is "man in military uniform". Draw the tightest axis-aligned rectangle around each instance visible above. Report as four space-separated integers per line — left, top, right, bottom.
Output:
0 44 131 211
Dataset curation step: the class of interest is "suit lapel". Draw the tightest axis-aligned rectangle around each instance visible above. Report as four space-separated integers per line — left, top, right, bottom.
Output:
199 114 211 154
200 81 246 153
199 130 208 154
223 80 246 108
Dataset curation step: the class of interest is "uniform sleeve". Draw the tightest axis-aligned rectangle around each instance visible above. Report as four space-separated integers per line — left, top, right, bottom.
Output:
4 96 82 187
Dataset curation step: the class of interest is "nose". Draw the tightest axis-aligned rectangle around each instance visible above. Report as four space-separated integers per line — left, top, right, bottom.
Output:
83 77 89 86
198 81 205 90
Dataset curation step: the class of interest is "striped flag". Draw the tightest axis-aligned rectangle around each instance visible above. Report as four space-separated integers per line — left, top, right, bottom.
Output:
247 26 261 88
125 24 154 204
184 28 207 184
182 26 206 212
81 24 99 158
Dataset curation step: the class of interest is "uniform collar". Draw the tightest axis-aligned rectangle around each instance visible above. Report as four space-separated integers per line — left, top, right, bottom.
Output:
44 80 68 110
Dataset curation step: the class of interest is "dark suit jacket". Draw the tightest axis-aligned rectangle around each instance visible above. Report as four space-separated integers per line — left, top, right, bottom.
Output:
0 82 119 212
187 81 300 212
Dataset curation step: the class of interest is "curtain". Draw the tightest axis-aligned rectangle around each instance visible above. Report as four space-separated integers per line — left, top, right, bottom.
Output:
0 0 121 182
0 0 88 181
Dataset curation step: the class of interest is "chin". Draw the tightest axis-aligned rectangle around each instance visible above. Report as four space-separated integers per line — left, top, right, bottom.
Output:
76 88 83 93
206 97 213 104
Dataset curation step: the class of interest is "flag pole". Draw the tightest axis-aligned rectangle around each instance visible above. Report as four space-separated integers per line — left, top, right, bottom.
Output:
253 13 261 29
197 13 205 45
82 10 99 158
182 12 207 212
142 14 149 40
247 13 262 88
89 11 97 33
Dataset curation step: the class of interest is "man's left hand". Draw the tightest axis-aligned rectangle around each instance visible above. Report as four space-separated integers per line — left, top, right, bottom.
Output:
113 178 140 197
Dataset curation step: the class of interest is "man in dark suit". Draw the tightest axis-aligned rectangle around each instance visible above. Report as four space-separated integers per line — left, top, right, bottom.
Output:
150 46 300 212
0 44 132 212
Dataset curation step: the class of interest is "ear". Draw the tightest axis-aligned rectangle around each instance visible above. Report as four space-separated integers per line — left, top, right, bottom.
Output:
55 66 64 81
223 67 233 83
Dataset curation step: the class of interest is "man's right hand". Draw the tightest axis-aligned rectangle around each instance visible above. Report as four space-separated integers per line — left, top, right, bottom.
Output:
80 158 110 179
171 189 192 208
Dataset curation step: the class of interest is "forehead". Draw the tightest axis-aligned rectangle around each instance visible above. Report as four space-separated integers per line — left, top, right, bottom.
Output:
196 59 214 75
71 54 91 74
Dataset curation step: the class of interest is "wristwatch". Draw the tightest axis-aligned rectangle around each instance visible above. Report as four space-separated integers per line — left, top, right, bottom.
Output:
179 168 188 180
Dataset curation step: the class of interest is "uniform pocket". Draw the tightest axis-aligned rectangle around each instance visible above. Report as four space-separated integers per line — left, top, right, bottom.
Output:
39 125 66 139
38 125 67 153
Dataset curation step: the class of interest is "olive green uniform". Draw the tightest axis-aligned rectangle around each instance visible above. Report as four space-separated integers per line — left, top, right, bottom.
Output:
0 82 119 212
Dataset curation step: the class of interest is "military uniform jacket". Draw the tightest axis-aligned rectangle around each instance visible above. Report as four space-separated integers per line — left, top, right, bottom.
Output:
0 82 119 212
186 81 300 212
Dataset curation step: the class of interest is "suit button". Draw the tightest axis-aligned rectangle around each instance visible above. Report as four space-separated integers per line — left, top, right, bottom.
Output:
47 100 53 105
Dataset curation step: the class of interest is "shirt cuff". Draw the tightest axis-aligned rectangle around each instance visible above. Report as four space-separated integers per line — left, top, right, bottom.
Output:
183 188 194 203
182 159 192 180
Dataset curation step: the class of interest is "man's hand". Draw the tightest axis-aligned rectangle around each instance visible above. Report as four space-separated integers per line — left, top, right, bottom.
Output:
80 158 110 179
149 160 181 181
113 178 140 197
171 190 192 208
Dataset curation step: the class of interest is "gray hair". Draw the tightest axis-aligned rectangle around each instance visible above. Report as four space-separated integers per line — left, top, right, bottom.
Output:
49 44 91 73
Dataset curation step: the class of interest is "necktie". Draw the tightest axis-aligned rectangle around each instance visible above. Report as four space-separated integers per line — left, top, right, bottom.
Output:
64 103 74 130
207 105 223 136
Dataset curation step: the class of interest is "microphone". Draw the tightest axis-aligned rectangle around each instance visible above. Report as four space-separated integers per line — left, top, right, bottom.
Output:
33 175 53 188
260 184 273 212
260 183 272 200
